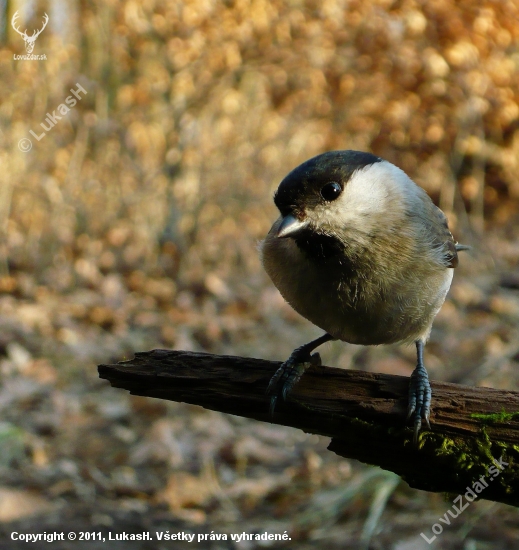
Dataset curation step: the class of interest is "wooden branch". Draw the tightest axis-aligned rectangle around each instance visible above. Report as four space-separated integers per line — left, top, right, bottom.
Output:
98 350 519 507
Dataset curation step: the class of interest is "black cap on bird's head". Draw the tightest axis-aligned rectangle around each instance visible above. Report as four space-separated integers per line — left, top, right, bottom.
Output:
273 150 381 238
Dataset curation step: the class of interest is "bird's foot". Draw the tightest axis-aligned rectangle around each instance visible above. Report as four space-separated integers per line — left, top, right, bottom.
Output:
407 363 431 444
267 348 322 416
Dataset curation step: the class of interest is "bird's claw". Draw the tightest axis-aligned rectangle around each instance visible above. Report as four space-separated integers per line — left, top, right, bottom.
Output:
407 363 431 443
267 351 322 416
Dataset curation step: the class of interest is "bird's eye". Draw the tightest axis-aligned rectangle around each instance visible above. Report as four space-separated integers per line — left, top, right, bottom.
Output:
320 181 342 201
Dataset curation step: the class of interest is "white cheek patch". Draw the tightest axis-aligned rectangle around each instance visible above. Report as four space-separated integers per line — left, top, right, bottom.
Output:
313 160 418 231
341 162 392 217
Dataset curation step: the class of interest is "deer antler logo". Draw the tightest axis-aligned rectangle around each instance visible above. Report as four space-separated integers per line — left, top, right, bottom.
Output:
11 11 49 54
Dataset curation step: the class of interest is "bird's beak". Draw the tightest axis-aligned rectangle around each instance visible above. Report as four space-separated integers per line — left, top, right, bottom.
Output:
276 214 308 238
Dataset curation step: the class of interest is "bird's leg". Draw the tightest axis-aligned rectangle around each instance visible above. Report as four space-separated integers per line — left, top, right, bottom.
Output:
267 332 334 416
407 339 431 443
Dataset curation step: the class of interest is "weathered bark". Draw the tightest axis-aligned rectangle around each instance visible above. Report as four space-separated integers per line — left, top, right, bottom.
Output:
98 349 519 507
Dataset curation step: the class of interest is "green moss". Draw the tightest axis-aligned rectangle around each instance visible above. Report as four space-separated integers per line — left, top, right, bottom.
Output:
470 410 519 424
297 395 519 506
412 427 516 481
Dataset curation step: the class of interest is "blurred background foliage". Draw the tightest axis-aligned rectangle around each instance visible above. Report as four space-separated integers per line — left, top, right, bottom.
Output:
0 0 519 548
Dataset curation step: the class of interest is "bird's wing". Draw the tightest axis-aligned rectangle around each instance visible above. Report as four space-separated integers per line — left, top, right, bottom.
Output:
424 202 460 268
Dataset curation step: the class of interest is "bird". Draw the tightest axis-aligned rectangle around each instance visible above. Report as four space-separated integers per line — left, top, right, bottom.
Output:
260 150 468 442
